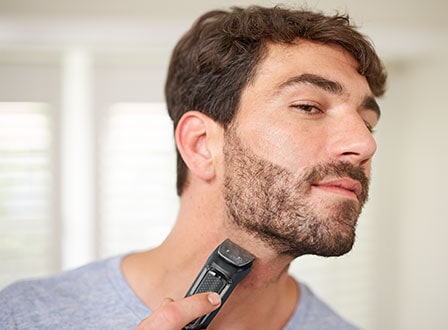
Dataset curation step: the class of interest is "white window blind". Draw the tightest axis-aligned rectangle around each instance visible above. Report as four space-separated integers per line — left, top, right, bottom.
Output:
0 102 55 288
98 102 178 258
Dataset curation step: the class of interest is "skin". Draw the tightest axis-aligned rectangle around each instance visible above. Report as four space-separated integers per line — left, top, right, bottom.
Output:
127 39 380 330
222 126 371 258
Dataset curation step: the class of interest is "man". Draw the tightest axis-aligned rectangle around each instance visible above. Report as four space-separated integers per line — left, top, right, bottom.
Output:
0 5 386 330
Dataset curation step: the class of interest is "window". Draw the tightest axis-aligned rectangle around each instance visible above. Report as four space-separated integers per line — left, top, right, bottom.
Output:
0 102 56 288
98 102 178 257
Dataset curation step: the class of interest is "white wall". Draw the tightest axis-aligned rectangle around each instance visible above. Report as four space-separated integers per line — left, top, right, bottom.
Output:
390 56 448 330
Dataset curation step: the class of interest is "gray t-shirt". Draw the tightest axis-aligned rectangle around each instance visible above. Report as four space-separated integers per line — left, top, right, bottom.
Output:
0 256 358 329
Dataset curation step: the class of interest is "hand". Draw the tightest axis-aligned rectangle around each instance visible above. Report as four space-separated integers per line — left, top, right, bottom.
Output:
135 292 221 330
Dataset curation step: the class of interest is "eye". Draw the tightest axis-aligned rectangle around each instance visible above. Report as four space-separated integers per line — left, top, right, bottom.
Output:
364 120 376 134
290 102 323 115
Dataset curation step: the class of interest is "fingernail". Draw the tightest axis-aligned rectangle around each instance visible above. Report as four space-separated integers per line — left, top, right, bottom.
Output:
207 293 221 306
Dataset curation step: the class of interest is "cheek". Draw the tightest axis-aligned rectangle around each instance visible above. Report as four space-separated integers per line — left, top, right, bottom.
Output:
243 122 321 172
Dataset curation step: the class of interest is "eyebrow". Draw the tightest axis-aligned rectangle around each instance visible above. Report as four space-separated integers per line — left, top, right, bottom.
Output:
278 73 344 95
277 73 381 119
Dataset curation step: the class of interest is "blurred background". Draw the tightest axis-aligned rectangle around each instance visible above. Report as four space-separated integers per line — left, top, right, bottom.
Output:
0 0 447 329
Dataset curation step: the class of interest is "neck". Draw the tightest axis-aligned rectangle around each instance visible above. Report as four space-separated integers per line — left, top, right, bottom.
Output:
122 193 299 329
165 200 296 287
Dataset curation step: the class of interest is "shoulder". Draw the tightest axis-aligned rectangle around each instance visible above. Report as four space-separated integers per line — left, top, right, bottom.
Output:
285 282 359 330
0 256 145 329
1 256 117 305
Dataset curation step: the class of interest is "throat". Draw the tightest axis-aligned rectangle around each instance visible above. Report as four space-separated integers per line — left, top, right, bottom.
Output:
208 274 299 330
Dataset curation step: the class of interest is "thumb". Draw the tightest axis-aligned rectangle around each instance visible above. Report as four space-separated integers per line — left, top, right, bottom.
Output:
135 292 221 330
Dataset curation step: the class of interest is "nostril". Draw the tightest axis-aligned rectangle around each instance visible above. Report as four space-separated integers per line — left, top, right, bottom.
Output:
359 158 370 167
339 151 372 168
341 151 360 156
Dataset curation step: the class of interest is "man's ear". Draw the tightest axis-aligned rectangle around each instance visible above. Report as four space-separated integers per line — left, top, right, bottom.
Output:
175 111 222 183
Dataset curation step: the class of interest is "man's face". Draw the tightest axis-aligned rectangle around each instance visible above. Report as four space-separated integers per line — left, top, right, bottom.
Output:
223 41 380 258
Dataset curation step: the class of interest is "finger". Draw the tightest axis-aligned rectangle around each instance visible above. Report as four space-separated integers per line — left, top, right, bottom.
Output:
160 297 175 307
135 292 221 330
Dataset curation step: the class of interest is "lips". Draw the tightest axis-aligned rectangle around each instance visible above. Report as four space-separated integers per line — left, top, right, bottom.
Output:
312 178 362 201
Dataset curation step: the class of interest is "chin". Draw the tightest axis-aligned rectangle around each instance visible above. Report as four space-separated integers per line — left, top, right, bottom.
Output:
281 221 357 259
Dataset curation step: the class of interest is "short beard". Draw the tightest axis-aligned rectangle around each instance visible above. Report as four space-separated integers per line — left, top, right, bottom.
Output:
223 128 370 258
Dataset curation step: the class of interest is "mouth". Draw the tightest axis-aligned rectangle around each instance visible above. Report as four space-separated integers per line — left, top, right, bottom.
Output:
311 178 362 201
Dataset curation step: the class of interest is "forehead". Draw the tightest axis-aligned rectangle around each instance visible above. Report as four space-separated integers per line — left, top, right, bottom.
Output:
233 40 379 122
241 40 375 100
251 40 368 91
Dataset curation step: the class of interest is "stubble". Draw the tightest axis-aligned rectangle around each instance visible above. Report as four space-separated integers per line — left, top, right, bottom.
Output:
223 127 370 258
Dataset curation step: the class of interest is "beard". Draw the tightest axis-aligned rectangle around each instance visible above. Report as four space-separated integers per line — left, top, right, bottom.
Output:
223 127 370 258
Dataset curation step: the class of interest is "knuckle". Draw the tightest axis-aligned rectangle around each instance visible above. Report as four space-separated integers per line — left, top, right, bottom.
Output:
158 303 185 326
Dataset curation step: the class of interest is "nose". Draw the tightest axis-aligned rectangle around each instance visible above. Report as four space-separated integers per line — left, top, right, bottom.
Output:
327 114 377 167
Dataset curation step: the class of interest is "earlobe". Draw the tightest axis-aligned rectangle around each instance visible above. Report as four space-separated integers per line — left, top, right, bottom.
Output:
175 111 220 183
